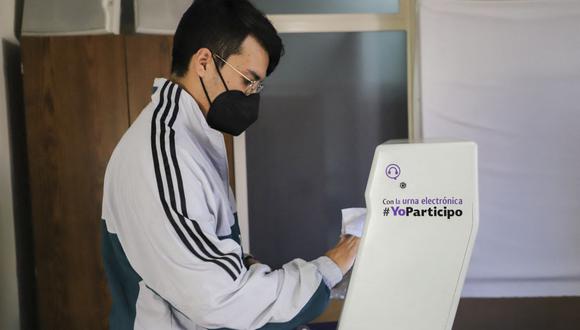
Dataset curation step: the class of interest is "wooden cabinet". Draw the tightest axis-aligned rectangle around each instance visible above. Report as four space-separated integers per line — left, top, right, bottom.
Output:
20 35 234 329
21 36 128 329
124 35 172 123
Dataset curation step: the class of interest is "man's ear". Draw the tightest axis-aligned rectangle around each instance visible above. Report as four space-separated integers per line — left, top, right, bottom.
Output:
193 48 212 78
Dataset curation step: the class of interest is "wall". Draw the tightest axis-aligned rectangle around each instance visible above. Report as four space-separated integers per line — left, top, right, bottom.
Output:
0 0 21 328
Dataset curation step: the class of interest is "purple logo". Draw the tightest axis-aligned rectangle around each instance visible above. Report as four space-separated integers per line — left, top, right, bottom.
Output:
385 163 401 180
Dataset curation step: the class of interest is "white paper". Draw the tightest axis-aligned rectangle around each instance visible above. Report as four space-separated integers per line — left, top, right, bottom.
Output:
341 208 367 238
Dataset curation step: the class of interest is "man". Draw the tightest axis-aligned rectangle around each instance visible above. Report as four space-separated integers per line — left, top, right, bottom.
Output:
101 0 360 329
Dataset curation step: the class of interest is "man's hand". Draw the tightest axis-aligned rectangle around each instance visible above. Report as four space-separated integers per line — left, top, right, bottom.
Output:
243 254 260 268
325 235 361 275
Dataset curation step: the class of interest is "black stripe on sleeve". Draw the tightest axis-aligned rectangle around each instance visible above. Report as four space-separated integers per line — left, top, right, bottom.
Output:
166 86 244 272
159 84 242 274
150 81 238 281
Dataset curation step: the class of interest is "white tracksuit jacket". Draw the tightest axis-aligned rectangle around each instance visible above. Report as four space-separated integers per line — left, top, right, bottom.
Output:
101 78 343 330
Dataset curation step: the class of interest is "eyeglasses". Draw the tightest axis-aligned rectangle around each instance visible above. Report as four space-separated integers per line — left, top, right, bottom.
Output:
212 53 264 95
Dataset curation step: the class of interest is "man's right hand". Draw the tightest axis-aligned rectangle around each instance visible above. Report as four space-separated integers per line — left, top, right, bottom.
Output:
325 235 361 275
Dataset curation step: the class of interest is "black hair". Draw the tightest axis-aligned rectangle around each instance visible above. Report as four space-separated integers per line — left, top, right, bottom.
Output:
171 0 284 78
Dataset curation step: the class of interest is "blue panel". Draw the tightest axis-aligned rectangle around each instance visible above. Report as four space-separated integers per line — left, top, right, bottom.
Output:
246 32 408 268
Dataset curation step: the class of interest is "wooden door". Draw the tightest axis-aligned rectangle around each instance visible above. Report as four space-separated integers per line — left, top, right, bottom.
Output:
21 36 129 329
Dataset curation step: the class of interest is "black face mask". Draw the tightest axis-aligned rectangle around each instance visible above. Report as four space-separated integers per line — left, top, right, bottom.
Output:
200 60 260 136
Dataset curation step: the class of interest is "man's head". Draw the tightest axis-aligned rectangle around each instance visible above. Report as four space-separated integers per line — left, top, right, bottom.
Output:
171 0 283 118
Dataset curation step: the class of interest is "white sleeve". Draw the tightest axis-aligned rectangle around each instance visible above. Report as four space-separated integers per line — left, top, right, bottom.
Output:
109 146 342 329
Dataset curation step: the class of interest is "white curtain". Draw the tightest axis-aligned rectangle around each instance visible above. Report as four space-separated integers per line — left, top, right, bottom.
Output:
22 0 120 35
419 0 580 297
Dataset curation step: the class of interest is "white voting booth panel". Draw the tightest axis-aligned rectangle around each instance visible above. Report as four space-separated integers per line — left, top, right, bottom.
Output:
338 141 478 330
